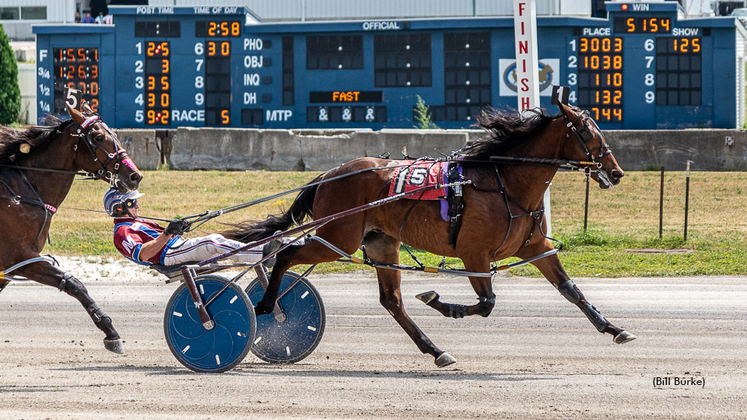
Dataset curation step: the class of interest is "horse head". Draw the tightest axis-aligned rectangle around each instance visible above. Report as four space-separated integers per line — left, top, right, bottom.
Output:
66 103 143 193
557 102 624 189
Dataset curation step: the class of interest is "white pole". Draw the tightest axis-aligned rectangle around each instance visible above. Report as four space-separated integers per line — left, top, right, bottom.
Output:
513 0 540 114
513 0 552 236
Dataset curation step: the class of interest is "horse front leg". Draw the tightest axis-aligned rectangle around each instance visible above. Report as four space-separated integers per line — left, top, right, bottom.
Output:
16 260 124 354
522 245 636 344
415 257 496 319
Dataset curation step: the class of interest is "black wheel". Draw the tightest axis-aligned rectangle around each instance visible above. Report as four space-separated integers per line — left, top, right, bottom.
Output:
164 275 256 372
245 271 326 363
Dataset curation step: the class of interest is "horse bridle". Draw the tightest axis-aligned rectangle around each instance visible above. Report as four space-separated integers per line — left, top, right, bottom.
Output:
563 110 612 166
74 115 136 188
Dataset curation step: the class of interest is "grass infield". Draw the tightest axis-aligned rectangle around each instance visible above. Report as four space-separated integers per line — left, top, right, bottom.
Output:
48 170 746 277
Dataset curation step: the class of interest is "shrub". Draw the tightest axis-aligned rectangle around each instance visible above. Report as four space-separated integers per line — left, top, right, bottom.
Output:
413 95 439 130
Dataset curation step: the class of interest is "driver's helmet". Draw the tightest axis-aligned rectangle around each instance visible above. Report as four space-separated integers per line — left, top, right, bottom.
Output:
103 188 144 217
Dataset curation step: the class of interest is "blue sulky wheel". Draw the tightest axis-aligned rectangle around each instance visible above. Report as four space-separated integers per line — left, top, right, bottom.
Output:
164 275 256 373
245 271 326 364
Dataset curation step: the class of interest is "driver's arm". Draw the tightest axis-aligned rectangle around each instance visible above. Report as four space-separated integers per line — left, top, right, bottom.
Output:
138 232 174 262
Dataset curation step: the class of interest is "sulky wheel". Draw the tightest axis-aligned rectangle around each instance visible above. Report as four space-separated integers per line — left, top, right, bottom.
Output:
245 271 326 364
164 275 256 373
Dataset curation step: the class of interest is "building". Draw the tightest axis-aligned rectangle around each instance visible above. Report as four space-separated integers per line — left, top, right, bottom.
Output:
2 0 720 41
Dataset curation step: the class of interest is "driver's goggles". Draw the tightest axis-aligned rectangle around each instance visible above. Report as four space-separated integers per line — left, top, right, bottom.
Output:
124 198 138 208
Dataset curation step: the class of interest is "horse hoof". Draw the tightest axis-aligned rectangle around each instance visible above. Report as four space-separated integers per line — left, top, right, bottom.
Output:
613 330 637 344
416 291 439 305
434 352 457 368
104 338 125 354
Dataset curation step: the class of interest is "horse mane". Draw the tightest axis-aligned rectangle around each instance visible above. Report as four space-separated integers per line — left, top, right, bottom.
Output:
0 116 74 165
460 107 557 160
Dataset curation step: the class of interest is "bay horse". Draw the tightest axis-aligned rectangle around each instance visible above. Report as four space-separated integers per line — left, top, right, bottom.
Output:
0 103 142 354
225 102 635 367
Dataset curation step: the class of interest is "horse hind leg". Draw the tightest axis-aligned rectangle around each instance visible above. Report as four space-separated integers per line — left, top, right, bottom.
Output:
254 234 350 315
19 262 124 354
365 231 456 368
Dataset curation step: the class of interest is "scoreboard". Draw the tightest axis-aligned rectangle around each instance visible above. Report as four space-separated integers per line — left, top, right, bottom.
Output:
567 2 729 129
34 3 746 130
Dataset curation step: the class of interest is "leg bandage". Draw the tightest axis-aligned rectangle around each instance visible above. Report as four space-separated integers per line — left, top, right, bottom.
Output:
558 279 608 332
557 279 582 304
58 273 82 294
86 303 109 324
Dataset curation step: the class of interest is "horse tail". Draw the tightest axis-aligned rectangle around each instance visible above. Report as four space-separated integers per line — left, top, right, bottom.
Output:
222 175 320 243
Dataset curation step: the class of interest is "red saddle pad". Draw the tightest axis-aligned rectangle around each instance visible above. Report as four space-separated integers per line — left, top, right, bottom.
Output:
388 160 447 200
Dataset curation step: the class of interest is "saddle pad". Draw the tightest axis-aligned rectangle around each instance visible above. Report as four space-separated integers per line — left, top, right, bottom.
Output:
388 160 447 201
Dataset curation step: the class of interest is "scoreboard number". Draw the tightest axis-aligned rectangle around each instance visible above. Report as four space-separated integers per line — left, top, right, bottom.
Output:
614 17 672 34
201 38 232 126
143 41 172 126
575 37 624 123
195 20 241 38
52 47 100 114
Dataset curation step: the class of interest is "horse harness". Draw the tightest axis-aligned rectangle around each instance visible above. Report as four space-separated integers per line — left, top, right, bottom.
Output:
457 111 608 254
563 109 612 165
73 115 136 187
445 162 464 247
0 115 131 243
389 157 547 252
0 168 60 244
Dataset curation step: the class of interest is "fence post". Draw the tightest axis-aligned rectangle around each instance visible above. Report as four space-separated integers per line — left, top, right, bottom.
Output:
583 174 590 233
684 160 692 242
659 166 665 239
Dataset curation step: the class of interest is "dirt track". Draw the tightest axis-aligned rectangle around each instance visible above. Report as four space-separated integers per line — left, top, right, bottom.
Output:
1 257 746 419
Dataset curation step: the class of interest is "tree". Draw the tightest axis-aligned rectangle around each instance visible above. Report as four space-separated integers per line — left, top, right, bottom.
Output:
0 24 20 125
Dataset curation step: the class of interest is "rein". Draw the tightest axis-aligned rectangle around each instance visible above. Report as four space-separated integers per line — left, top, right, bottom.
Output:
178 151 600 228
48 108 609 250
152 162 430 231
0 162 92 177
484 155 601 171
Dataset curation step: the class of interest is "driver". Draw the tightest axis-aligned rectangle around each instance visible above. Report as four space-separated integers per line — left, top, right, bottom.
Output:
103 188 281 267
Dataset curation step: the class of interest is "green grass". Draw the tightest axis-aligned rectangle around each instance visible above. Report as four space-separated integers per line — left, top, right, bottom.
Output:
46 170 747 277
